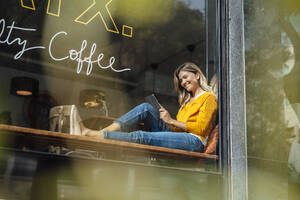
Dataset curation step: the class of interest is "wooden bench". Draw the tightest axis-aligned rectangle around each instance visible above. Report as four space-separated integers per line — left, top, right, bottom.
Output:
0 123 218 162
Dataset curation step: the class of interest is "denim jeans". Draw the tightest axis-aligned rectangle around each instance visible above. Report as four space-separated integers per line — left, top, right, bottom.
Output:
103 103 204 152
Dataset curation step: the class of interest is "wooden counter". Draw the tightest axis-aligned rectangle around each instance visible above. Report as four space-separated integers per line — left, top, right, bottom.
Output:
0 124 218 162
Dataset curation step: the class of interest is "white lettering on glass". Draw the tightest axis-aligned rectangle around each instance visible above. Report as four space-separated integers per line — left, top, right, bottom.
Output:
0 18 131 75
0 19 45 59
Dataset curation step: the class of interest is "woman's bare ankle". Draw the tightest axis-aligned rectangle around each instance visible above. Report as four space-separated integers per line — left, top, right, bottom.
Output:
79 122 101 137
85 129 101 137
101 122 120 132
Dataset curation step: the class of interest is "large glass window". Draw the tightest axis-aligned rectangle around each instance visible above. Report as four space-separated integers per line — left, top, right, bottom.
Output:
0 0 221 199
0 0 220 163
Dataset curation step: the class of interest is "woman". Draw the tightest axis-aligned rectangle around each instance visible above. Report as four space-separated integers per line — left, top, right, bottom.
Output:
81 62 217 152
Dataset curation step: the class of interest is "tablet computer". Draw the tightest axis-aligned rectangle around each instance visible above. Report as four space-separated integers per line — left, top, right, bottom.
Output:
145 94 161 111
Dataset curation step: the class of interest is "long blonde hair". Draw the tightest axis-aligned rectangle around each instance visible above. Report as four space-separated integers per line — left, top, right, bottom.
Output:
174 62 214 107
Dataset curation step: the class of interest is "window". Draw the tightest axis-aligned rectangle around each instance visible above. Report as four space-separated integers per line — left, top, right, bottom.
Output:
0 0 220 171
0 1 224 199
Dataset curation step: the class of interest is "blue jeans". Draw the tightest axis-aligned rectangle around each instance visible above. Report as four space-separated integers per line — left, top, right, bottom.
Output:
103 103 204 152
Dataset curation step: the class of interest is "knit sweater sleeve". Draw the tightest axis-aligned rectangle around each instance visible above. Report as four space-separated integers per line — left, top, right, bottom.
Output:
186 95 217 138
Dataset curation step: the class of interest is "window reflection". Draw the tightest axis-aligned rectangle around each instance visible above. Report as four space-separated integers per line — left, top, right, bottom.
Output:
245 0 300 199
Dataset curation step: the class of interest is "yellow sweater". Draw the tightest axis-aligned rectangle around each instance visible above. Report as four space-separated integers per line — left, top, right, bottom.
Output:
175 92 218 141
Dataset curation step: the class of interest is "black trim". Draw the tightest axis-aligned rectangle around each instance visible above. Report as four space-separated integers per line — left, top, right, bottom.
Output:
220 0 230 200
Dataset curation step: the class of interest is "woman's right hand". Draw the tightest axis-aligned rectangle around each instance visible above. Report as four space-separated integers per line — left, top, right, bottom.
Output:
159 107 173 124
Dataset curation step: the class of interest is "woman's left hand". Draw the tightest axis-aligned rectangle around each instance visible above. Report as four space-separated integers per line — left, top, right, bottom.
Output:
159 107 173 124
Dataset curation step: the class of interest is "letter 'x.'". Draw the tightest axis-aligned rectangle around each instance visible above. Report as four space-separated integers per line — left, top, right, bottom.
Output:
20 0 133 37
75 0 119 34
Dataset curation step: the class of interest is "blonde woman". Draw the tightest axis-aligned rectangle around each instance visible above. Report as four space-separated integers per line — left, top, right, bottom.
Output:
82 62 217 152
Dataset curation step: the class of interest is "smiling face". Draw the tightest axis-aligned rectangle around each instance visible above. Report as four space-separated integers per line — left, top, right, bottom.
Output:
178 70 201 94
